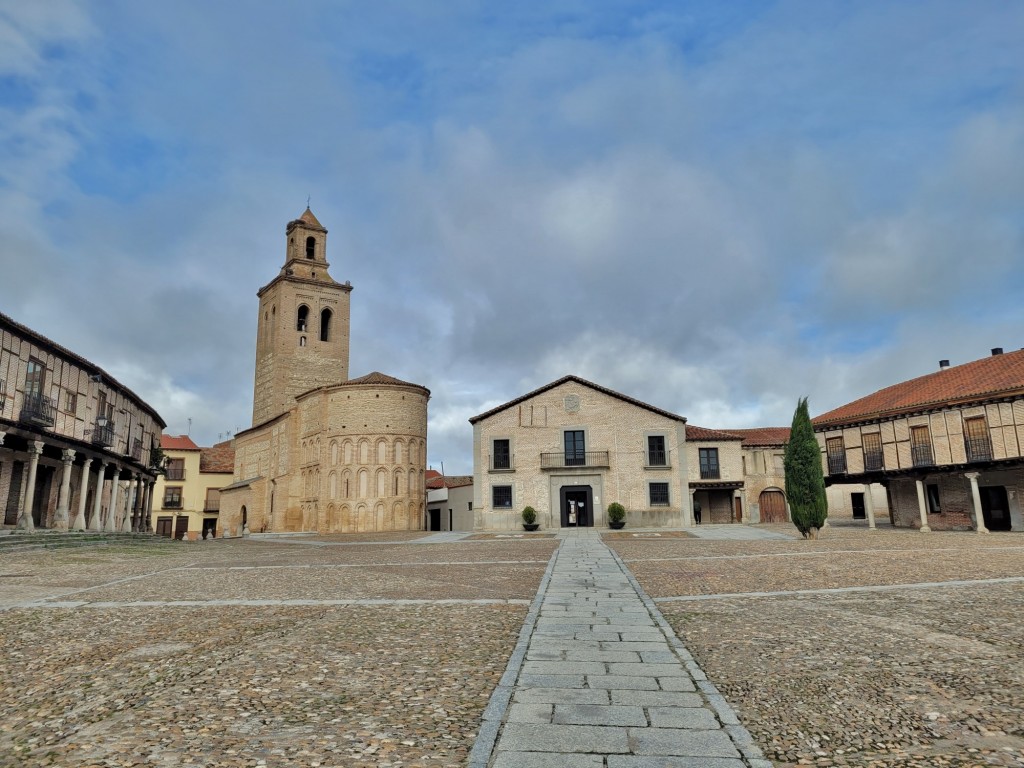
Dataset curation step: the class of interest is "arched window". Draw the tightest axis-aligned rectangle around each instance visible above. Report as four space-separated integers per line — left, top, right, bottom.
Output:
297 305 309 332
320 308 332 342
306 236 316 259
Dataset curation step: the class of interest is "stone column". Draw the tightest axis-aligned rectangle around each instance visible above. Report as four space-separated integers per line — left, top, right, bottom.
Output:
687 490 695 527
104 468 121 532
131 475 144 532
863 483 877 531
88 461 107 531
53 449 77 532
914 479 931 533
16 441 44 531
120 477 136 533
71 458 93 531
965 472 989 534
143 480 154 533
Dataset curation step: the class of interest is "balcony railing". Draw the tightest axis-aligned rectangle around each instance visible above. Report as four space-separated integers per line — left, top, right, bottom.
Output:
699 466 720 480
204 500 221 512
489 454 515 471
827 453 848 475
19 393 56 428
646 450 670 468
965 437 993 463
864 451 884 472
91 419 116 447
540 450 610 469
163 499 183 510
165 468 186 481
911 444 934 467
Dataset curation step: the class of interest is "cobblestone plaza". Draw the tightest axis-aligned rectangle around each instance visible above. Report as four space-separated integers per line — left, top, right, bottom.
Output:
1 526 1022 767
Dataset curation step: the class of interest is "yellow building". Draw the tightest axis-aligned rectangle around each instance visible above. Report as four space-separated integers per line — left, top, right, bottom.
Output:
150 435 234 539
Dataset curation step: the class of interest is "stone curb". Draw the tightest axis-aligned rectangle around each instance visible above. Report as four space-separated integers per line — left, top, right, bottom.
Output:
605 545 769 765
467 541 562 768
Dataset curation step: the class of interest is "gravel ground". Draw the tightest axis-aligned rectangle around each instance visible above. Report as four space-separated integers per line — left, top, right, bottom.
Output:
608 530 1024 767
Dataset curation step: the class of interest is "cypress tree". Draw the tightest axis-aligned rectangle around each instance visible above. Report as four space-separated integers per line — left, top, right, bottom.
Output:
784 397 828 539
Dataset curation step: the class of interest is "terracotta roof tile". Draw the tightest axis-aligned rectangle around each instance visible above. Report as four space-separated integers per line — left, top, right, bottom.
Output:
686 425 744 441
343 371 423 387
730 427 791 447
426 474 474 490
299 207 324 228
814 348 1024 426
200 439 235 473
161 434 200 451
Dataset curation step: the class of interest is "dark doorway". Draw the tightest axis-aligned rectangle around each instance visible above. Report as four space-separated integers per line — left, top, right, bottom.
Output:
202 518 218 538
4 460 24 525
174 516 189 540
156 516 173 538
32 466 54 527
428 508 441 531
559 485 593 527
851 492 866 519
980 486 1011 531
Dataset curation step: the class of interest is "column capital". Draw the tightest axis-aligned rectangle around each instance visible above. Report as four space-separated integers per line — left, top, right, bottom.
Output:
28 440 44 456
0 430 6 446
62 448 77 464
964 471 981 481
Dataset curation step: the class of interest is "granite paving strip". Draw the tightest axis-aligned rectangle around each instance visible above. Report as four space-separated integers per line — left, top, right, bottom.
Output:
471 530 770 767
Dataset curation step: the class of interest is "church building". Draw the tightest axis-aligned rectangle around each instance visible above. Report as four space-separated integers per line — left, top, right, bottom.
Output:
218 209 429 534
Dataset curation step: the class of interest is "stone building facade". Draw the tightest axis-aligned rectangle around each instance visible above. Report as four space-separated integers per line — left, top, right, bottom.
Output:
814 349 1024 532
218 209 429 535
470 376 691 530
0 311 165 533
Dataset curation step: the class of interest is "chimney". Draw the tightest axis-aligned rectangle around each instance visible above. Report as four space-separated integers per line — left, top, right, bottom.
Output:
992 347 1004 356
939 360 950 369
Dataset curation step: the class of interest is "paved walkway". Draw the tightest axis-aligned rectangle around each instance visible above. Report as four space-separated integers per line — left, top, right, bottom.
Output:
687 524 794 540
470 530 770 767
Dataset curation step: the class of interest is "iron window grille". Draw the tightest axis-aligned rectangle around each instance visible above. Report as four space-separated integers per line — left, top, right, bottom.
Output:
826 437 847 474
647 435 667 466
492 439 512 470
492 485 512 508
698 448 720 479
649 482 670 506
863 432 884 471
910 427 934 467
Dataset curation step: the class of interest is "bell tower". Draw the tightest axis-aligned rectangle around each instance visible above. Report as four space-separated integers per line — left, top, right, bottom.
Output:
251 208 353 426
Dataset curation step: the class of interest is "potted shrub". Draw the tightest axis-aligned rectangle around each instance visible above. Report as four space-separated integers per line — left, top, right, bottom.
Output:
521 505 539 532
607 502 626 530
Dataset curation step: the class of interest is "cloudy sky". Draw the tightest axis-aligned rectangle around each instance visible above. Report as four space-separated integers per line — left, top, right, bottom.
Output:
2 1 1022 474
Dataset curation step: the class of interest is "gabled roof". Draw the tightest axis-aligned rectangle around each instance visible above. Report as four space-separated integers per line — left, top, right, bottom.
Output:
426 474 474 490
469 375 686 425
686 425 743 442
730 427 791 447
200 439 235 473
814 349 1024 427
161 434 200 451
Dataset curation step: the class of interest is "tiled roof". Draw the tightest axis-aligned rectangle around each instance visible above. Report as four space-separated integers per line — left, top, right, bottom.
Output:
161 434 200 451
200 439 235 473
814 348 1024 427
469 375 686 425
426 474 474 490
342 371 424 388
0 311 167 428
730 427 791 447
299 207 323 228
685 425 744 442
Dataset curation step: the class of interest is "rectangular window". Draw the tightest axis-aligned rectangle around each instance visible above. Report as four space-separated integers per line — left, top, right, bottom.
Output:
698 448 720 479
66 391 78 414
963 417 993 462
647 435 667 466
204 488 220 512
25 358 46 397
826 437 847 474
649 482 670 506
492 485 512 508
163 486 183 509
564 430 585 466
862 432 884 471
492 439 511 470
165 458 185 481
910 426 933 467
0 378 6 414
927 483 941 513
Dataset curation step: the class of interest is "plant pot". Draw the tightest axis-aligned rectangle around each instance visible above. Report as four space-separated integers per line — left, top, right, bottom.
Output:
608 521 625 530
523 523 540 531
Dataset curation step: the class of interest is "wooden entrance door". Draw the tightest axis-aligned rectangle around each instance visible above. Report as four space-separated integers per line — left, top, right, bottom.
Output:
759 490 787 523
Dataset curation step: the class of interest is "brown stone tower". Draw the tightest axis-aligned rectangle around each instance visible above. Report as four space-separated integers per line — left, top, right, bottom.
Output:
251 208 353 425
